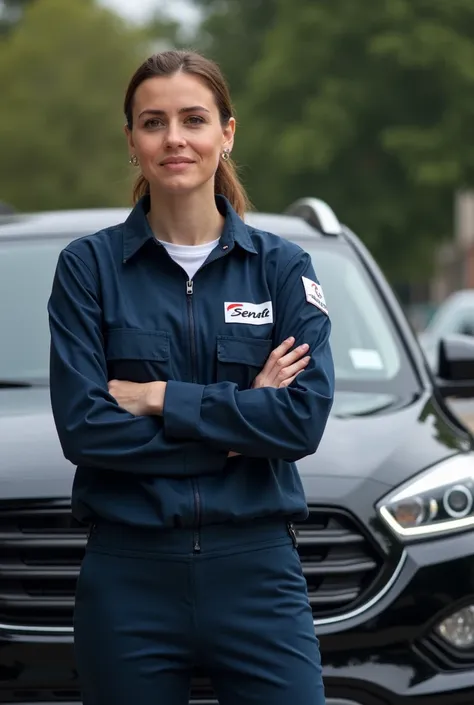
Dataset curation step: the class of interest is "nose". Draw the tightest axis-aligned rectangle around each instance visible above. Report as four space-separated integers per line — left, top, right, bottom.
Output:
164 119 186 150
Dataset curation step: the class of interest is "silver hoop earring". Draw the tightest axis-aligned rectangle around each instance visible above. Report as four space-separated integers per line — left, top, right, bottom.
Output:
129 155 139 167
221 149 230 162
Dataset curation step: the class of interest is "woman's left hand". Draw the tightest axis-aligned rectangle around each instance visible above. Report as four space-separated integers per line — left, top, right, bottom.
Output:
108 379 166 416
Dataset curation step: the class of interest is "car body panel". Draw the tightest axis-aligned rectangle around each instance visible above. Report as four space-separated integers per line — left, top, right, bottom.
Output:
0 387 467 501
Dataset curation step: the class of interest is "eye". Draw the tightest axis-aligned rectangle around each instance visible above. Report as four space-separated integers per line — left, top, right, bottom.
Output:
186 115 205 126
143 118 163 129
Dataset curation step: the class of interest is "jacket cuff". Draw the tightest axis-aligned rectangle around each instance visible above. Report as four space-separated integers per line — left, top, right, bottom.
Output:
163 380 204 440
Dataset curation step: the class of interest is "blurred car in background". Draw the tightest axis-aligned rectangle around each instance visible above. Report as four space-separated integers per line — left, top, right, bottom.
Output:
419 289 474 370
0 201 15 215
2 198 474 705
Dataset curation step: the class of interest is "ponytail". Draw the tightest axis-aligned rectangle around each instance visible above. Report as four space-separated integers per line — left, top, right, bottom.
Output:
132 157 251 217
132 173 150 204
214 156 251 218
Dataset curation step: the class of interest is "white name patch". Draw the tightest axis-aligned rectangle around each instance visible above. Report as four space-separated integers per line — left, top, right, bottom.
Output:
224 301 273 325
302 276 328 315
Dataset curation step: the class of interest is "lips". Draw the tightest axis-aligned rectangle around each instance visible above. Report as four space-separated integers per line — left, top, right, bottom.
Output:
160 157 195 166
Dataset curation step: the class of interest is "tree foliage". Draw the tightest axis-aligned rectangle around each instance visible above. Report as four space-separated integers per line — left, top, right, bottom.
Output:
0 0 149 211
194 0 279 98
191 0 474 279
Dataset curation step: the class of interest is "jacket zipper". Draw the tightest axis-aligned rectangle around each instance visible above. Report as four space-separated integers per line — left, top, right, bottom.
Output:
186 279 201 553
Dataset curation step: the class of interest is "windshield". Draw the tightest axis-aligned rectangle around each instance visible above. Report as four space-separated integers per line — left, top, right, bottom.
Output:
304 241 418 397
0 234 418 397
0 237 69 384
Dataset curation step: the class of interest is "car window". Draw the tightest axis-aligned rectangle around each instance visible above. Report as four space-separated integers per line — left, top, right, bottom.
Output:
0 238 70 383
304 242 417 395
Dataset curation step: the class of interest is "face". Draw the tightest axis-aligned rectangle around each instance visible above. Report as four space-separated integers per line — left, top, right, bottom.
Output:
125 72 235 196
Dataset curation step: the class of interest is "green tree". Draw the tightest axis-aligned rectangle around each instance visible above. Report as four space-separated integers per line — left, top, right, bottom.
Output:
0 0 149 211
191 0 474 280
193 0 279 97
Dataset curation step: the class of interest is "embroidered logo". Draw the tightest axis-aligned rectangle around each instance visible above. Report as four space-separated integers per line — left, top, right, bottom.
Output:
302 276 328 315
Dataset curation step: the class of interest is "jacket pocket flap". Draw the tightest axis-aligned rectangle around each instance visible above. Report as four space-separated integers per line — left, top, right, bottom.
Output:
106 329 170 361
217 336 272 366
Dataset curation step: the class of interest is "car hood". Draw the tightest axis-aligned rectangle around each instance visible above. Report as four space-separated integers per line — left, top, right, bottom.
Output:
0 387 75 499
297 390 468 485
0 388 468 501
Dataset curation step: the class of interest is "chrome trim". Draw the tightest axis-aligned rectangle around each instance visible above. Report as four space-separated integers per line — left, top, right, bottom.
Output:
379 504 474 538
313 550 407 626
443 484 473 519
0 621 74 634
0 551 407 635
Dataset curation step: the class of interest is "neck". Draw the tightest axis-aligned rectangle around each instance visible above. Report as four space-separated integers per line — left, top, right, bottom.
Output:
147 184 224 246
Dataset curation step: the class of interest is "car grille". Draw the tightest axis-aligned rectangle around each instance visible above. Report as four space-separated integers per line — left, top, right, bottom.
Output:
294 506 383 619
0 500 86 627
0 501 383 628
416 632 474 671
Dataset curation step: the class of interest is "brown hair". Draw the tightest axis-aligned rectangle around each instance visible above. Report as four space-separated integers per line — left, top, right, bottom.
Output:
124 50 250 217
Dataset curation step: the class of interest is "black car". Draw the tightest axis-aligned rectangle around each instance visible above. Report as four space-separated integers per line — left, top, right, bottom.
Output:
1 197 474 705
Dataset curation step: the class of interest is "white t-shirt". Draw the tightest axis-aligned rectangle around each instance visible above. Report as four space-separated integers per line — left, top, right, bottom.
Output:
158 238 220 281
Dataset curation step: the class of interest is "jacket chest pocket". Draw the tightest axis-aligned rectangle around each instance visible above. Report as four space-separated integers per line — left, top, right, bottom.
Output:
216 335 273 389
105 329 170 383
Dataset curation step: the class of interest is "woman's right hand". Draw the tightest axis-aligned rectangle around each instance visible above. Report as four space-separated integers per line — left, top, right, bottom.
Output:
252 337 310 390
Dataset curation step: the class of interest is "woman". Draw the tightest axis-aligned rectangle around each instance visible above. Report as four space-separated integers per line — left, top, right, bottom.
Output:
48 50 334 705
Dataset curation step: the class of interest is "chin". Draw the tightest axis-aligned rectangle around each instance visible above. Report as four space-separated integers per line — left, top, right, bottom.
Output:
153 175 213 197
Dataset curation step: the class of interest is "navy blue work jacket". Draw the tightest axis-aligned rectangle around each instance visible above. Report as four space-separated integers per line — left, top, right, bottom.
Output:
48 195 334 529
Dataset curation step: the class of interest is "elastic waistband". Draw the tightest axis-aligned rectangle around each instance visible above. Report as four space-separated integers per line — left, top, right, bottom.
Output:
88 518 296 556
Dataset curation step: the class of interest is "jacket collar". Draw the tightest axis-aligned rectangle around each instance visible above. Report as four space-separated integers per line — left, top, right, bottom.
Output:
122 194 257 263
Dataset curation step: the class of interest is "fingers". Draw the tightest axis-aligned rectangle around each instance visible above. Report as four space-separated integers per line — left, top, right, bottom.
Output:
274 343 309 371
279 375 296 388
277 355 310 384
253 338 311 390
278 366 307 388
268 338 309 370
267 336 297 366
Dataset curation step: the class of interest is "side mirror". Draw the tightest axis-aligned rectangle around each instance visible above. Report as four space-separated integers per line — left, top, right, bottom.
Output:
459 323 474 337
436 334 474 397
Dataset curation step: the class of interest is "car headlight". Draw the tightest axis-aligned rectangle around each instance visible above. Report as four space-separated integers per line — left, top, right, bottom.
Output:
378 454 474 540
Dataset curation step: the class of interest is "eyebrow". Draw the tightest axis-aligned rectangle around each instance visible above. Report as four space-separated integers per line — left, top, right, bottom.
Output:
138 106 211 119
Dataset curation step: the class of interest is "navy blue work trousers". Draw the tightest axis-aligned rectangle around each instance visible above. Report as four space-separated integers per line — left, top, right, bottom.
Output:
74 520 325 705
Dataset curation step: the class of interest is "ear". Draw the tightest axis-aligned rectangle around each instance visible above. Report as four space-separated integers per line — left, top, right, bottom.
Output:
222 117 236 153
124 124 135 154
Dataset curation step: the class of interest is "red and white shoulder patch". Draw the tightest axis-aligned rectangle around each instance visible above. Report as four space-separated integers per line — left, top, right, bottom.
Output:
302 276 328 315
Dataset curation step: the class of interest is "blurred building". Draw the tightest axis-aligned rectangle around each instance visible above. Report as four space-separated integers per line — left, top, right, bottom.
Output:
432 191 474 301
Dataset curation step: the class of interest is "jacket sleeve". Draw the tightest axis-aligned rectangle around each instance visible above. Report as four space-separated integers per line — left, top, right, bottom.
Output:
48 248 228 476
163 251 335 461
